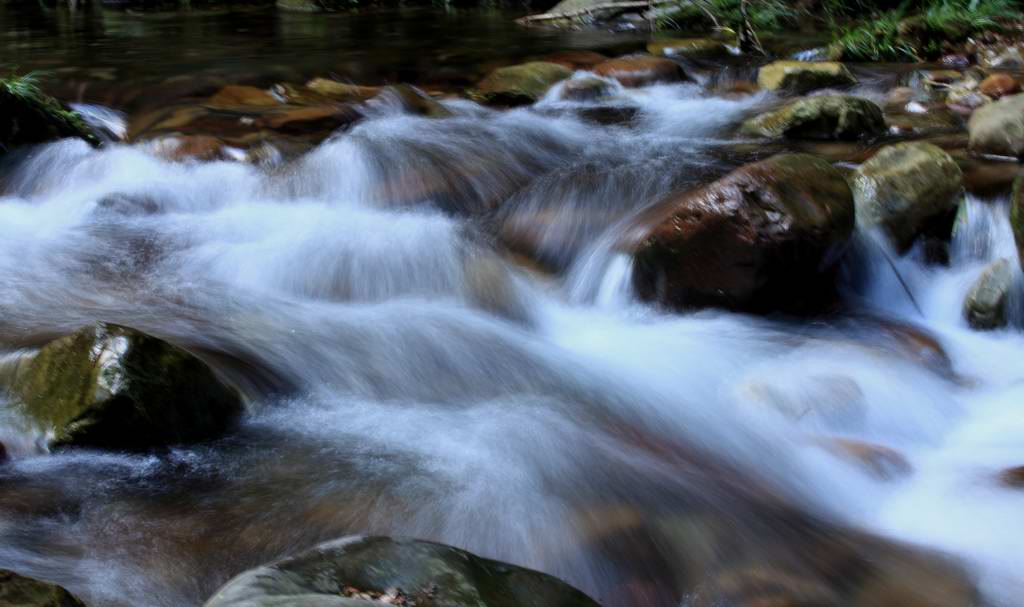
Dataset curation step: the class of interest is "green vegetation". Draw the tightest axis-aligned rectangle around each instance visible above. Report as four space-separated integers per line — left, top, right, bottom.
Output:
0 71 100 149
657 0 800 31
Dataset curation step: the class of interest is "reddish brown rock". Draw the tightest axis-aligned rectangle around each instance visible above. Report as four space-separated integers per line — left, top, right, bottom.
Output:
207 85 281 109
978 73 1021 99
630 153 855 314
592 55 686 87
544 50 608 70
997 465 1024 488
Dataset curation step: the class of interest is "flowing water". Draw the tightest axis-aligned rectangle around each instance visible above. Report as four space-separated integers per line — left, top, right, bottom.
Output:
2 6 1024 607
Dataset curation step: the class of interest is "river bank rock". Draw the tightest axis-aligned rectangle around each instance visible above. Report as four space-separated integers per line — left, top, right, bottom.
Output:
850 142 964 251
0 570 85 607
647 38 728 59
963 258 1013 330
968 93 1024 158
204 536 600 607
741 95 885 140
1 78 100 153
5 323 243 452
979 73 1021 99
473 62 573 105
592 55 687 87
630 153 855 314
756 60 857 94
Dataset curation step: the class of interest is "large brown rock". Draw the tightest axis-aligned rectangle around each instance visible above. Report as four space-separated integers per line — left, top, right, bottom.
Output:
968 93 1024 158
592 56 687 88
630 153 855 313
757 60 857 94
473 62 573 105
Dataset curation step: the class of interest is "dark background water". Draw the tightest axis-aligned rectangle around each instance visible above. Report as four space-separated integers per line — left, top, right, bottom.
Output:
1 4 646 108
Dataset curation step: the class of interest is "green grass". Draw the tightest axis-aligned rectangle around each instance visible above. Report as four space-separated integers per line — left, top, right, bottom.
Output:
831 0 1021 61
656 0 801 32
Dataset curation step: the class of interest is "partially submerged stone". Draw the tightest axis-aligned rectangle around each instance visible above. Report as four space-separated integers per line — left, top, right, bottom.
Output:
5 323 244 452
741 95 885 140
207 85 282 109
0 570 85 607
850 142 964 250
306 78 382 102
204 536 600 607
630 153 855 314
591 55 687 87
1 77 100 152
473 62 573 105
963 258 1013 330
968 93 1024 158
647 38 728 59
757 60 857 94
377 84 452 118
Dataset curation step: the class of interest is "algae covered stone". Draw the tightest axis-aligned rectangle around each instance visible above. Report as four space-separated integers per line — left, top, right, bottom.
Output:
851 142 964 250
204 536 601 607
963 258 1013 330
0 569 86 607
968 93 1024 158
757 60 857 94
6 323 243 452
741 95 885 140
474 62 572 105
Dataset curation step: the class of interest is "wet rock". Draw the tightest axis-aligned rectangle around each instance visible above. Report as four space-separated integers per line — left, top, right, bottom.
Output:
921 69 963 86
0 570 85 607
968 93 1024 158
207 85 281 109
305 78 382 103
558 77 616 102
149 135 245 163
543 50 608 70
852 552 981 607
742 375 867 429
978 73 1020 100
255 104 362 135
204 536 600 607
741 96 885 141
647 38 728 59
0 441 6 464
5 323 244 452
851 142 963 251
1 78 100 152
630 153 855 314
378 85 452 118
822 438 913 481
592 55 687 88
1013 176 1024 266
997 465 1024 488
885 105 962 136
884 87 917 110
690 566 842 607
945 86 991 116
473 62 573 105
963 258 1013 330
756 60 857 94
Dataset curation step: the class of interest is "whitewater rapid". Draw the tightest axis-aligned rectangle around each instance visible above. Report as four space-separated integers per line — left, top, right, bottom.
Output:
0 78 1022 607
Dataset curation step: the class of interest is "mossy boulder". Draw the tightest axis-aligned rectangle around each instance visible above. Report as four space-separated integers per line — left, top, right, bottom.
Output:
473 62 573 106
851 142 964 251
1 78 100 154
741 95 885 140
647 38 729 59
968 93 1024 158
630 153 855 314
0 570 85 607
963 258 1013 330
756 61 857 94
204 536 600 607
592 56 687 88
5 323 243 452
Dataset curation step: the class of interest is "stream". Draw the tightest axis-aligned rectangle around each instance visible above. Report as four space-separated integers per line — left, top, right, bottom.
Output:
1 5 1024 607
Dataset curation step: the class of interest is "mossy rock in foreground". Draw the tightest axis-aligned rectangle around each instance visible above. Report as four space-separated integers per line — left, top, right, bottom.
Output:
0 78 100 153
205 536 599 607
472 62 573 106
6 323 243 452
0 569 86 607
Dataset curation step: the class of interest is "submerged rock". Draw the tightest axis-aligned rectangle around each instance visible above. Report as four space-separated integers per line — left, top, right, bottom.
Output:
1 77 100 152
204 536 600 607
998 465 1024 489
851 142 964 251
591 56 687 88
558 77 616 102
473 62 573 105
630 153 855 314
5 323 244 452
963 258 1013 330
0 570 85 607
306 78 382 103
968 93 1024 158
207 85 281 109
647 38 728 59
377 85 452 118
741 95 885 140
756 60 857 94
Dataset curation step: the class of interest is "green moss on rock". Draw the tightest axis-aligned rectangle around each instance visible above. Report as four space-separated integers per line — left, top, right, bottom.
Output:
757 60 857 94
741 95 885 140
0 569 86 607
7 323 243 452
1 75 100 153
472 62 572 106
